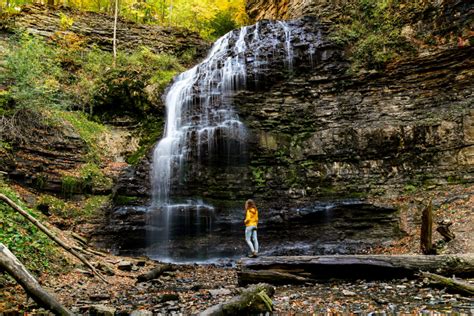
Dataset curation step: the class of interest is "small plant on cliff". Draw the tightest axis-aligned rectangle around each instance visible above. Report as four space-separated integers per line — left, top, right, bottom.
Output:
250 166 267 188
58 12 74 30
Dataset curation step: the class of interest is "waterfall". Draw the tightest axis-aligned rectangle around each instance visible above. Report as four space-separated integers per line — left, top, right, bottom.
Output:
147 19 323 260
151 28 250 207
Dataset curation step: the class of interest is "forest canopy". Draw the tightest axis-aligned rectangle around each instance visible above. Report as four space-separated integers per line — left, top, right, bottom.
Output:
0 0 249 39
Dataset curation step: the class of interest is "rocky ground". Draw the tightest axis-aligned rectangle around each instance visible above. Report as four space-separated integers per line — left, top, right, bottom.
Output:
2 256 473 315
1 184 473 315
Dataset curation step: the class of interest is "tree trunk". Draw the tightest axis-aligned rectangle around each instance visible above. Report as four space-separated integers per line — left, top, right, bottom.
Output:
112 0 118 67
0 194 108 283
421 200 434 254
199 283 274 315
238 255 474 286
421 271 474 296
0 243 72 315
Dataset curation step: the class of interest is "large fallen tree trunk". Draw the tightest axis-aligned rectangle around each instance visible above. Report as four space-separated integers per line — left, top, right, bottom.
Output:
199 283 274 315
238 255 474 286
0 243 72 315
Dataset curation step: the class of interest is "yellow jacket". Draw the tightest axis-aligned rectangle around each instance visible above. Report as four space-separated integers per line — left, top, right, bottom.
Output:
244 207 258 227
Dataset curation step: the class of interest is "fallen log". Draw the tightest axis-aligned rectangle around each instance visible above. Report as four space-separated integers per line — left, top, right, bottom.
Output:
0 193 108 283
199 283 274 315
137 264 174 282
0 243 72 316
420 272 474 296
238 255 474 285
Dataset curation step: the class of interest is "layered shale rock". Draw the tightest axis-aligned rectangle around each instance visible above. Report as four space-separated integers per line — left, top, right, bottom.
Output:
1 4 208 57
237 46 473 208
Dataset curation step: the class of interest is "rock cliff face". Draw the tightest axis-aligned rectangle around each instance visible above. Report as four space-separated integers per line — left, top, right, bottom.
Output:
246 0 473 35
103 10 473 258
237 46 473 208
2 119 89 193
1 4 208 57
113 22 473 209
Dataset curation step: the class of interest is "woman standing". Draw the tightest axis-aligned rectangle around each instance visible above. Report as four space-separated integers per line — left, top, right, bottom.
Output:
244 199 259 258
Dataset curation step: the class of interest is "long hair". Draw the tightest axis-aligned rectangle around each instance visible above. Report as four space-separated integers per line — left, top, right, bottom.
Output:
245 199 256 210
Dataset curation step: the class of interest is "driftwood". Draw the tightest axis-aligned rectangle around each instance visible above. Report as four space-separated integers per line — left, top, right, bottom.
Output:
0 194 108 283
0 243 72 315
420 201 434 254
238 255 474 286
199 283 274 316
421 271 474 296
137 264 173 282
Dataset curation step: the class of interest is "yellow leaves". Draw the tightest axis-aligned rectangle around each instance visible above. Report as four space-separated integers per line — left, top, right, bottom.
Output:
58 12 74 30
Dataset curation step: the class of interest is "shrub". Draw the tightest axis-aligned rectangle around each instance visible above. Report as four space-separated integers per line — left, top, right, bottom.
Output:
0 34 68 110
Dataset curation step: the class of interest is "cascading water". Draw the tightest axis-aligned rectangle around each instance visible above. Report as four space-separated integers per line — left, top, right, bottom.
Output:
147 19 324 261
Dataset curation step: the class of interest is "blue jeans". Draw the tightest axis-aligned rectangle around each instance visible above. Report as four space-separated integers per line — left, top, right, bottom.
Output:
245 226 258 253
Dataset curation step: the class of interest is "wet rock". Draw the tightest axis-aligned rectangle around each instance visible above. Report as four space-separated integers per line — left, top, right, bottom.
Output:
117 261 133 271
96 263 115 276
157 293 180 303
89 304 116 316
342 289 356 296
89 293 111 301
208 288 232 296
130 310 153 316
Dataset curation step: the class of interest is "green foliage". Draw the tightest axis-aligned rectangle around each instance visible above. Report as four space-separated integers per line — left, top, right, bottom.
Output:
113 194 138 205
54 110 107 161
60 163 112 196
80 162 113 190
404 184 417 193
61 175 82 197
58 12 74 30
83 195 110 217
0 180 64 275
36 193 110 219
331 0 419 70
87 48 183 119
126 118 163 165
0 34 67 110
250 166 267 187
